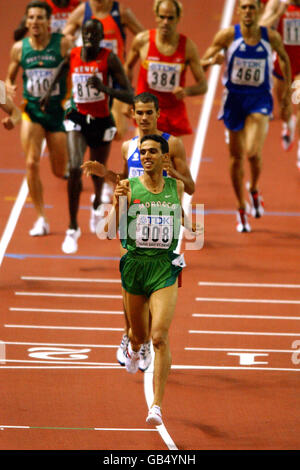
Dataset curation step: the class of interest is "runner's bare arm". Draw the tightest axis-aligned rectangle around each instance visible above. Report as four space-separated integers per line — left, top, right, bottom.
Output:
167 137 195 195
81 142 129 183
6 41 22 90
62 3 85 40
120 5 145 34
201 27 234 70
174 38 207 99
124 31 148 81
88 52 134 104
259 0 288 27
1 95 21 130
268 28 292 100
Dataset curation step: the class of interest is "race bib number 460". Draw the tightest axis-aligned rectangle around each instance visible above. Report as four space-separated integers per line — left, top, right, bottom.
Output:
136 214 173 249
72 72 105 103
26 68 60 97
147 61 181 92
231 57 265 87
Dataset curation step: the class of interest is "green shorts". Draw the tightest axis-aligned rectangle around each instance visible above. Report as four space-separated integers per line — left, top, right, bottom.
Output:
119 251 183 297
23 100 65 133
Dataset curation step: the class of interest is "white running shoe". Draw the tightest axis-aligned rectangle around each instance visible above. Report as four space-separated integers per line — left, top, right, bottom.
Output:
124 343 140 374
61 227 81 254
101 182 113 204
139 341 152 372
90 195 103 234
29 217 50 237
116 334 129 366
246 182 264 218
236 205 251 233
146 405 162 426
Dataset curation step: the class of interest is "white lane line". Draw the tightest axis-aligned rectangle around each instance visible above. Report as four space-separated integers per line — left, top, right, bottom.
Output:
0 366 122 369
15 292 122 299
185 347 299 353
198 282 300 289
21 276 121 283
189 330 300 337
0 140 47 268
10 308 123 315
0 425 157 432
196 297 300 304
171 365 300 372
0 365 299 372
192 313 300 320
145 0 237 451
0 179 28 267
5 325 123 332
3 341 118 348
3 359 121 366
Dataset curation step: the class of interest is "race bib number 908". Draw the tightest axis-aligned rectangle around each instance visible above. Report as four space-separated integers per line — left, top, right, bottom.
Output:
26 68 60 97
72 72 105 103
231 57 265 87
136 214 173 249
147 61 181 92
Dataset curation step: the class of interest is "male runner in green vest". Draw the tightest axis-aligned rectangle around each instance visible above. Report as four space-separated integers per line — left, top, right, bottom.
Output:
6 1 72 236
99 134 192 426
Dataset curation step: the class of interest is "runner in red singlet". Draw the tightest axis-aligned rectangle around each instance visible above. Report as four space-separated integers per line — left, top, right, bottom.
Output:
260 0 300 168
63 0 144 139
125 0 207 137
40 18 134 253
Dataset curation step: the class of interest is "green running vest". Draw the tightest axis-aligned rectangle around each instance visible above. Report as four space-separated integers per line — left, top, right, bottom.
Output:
21 33 67 105
121 176 181 256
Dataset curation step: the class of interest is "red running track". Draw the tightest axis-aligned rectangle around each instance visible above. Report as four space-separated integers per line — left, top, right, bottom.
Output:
0 0 300 452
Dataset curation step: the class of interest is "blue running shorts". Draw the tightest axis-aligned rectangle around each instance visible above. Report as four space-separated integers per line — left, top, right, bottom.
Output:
218 89 273 131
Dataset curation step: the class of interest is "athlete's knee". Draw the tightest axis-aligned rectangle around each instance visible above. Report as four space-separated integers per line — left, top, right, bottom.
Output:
246 153 261 165
26 158 40 175
151 330 168 351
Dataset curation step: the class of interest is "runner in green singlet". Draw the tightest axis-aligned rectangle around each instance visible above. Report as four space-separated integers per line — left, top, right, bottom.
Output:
6 1 73 236
97 134 196 427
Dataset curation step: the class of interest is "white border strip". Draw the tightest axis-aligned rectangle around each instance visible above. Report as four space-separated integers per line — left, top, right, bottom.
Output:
143 0 237 450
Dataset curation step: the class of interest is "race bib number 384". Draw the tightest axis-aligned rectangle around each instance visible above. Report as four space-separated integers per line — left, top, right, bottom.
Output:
147 61 181 92
136 214 173 249
231 57 265 87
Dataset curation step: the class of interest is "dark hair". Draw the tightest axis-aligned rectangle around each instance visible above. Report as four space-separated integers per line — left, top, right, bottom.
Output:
82 18 104 35
133 92 160 111
26 1 52 18
140 134 169 154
